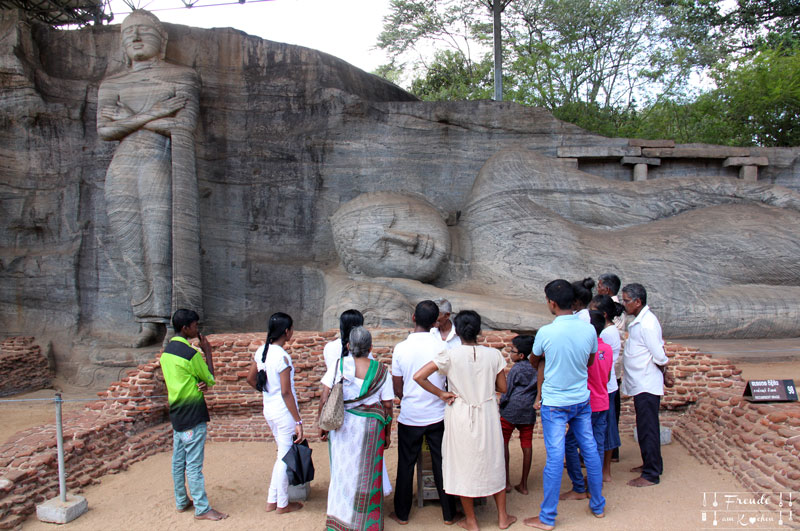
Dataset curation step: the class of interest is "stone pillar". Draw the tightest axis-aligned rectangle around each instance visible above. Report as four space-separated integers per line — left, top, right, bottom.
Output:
621 156 661 181
633 163 648 181
739 165 758 182
723 156 768 183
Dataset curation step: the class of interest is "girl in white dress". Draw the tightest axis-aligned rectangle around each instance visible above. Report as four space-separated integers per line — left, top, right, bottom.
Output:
246 312 303 514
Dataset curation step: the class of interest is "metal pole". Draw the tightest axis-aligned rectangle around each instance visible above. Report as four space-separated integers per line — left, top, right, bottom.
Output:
493 0 503 101
55 392 66 502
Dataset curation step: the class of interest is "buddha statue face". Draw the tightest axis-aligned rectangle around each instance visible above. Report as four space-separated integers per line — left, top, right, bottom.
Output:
331 192 451 282
121 11 167 63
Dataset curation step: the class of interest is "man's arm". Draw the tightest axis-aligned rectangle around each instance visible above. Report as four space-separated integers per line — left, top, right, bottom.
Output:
392 375 404 399
199 333 214 376
643 323 669 367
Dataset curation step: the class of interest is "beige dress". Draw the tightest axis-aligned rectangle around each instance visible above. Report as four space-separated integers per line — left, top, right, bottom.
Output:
434 344 506 497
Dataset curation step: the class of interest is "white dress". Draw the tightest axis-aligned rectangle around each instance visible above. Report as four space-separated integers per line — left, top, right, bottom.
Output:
434 344 506 497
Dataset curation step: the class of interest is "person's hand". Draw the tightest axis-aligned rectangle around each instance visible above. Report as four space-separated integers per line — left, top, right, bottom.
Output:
197 381 208 393
147 95 187 119
384 437 391 449
100 100 134 121
198 333 211 353
438 391 457 405
293 423 303 443
319 429 328 441
663 370 675 388
533 398 541 410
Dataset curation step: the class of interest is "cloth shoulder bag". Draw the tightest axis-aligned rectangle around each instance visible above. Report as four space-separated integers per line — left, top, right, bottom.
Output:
319 357 345 431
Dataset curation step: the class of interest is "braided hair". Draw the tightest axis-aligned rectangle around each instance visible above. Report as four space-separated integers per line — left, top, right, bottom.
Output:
257 312 293 392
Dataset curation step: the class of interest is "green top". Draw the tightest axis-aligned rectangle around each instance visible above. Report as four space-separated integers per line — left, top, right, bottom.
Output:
160 336 216 432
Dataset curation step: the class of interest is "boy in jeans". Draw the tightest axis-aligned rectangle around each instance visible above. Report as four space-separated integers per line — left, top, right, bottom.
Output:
560 310 614 501
500 335 537 495
161 309 228 521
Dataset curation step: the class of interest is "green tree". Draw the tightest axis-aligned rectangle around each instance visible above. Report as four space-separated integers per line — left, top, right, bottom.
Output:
410 50 495 100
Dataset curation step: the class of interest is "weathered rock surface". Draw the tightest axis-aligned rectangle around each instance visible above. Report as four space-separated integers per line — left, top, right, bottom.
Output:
1 10 799 379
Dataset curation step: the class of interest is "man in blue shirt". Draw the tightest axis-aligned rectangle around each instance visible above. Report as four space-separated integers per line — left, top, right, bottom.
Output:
524 280 605 530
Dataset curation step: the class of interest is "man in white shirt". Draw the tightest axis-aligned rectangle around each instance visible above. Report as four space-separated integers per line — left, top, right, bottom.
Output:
390 300 459 525
620 283 668 487
430 298 462 349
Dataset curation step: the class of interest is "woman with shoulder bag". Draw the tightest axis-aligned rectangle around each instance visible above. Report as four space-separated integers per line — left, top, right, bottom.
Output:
319 326 393 531
246 312 303 514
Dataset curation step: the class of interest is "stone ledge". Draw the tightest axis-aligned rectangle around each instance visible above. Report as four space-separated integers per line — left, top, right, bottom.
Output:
642 144 750 158
620 156 661 166
723 156 769 167
557 146 641 158
628 138 675 148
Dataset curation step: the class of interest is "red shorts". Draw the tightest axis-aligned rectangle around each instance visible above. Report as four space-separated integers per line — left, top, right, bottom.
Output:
501 417 534 449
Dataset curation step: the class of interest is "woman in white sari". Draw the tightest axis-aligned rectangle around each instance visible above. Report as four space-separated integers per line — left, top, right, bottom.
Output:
320 326 393 531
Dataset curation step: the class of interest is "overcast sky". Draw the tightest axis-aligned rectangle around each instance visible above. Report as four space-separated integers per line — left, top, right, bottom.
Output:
106 0 392 72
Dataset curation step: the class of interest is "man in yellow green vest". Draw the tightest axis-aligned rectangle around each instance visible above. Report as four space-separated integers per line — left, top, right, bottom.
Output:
161 309 228 521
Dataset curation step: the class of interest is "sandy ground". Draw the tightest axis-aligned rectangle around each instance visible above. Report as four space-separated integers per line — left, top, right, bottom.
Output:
19 436 741 531
4 342 798 530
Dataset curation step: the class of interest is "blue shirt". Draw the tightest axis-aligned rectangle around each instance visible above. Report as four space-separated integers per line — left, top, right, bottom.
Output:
533 314 598 407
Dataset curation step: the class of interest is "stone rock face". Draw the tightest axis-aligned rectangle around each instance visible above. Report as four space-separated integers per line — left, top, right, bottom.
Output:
1 10 800 377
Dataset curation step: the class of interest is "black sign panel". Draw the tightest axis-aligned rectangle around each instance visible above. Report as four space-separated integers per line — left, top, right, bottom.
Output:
742 379 798 402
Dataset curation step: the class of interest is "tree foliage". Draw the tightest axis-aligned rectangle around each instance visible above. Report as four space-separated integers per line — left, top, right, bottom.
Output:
375 0 800 146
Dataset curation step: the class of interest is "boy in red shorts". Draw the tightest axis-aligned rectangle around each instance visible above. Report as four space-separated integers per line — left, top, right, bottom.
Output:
500 334 538 494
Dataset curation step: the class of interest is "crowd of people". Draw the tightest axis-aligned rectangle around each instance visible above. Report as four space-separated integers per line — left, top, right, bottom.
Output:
158 273 672 530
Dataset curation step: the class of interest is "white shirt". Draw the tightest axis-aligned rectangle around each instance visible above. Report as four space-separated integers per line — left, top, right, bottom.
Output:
611 295 627 334
323 338 346 374
254 343 298 416
600 324 621 393
621 306 668 396
575 308 590 323
430 324 462 349
323 338 374 374
321 356 394 405
391 332 448 426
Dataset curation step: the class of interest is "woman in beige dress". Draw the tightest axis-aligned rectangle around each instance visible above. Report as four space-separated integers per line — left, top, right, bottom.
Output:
414 310 516 531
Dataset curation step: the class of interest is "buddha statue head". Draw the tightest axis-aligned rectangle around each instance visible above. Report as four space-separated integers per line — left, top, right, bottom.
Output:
331 192 451 283
120 10 168 65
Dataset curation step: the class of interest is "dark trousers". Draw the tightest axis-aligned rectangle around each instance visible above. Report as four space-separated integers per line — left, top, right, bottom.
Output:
633 392 663 483
394 421 457 522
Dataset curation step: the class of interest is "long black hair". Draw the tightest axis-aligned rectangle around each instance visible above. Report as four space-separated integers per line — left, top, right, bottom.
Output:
339 309 364 358
257 312 293 392
590 294 624 323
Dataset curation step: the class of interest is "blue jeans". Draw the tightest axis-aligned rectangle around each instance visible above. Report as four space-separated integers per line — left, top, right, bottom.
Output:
539 401 605 525
565 410 607 492
172 422 210 516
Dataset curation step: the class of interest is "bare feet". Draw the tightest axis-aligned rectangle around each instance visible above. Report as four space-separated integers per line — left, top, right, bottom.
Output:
593 511 605 518
603 473 613 483
629 465 643 473
611 456 619 463
389 512 409 525
505 483 513 493
444 511 466 526
177 500 193 513
265 502 277 512
457 516 479 531
499 514 517 529
276 501 303 513
559 490 589 500
194 508 228 521
523 516 555 530
627 476 657 487
514 484 529 495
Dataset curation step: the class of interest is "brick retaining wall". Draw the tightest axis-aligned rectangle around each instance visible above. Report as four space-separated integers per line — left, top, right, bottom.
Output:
0 331 797 528
0 337 51 398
